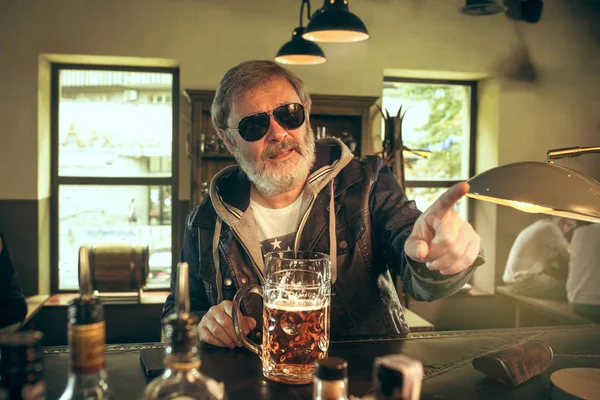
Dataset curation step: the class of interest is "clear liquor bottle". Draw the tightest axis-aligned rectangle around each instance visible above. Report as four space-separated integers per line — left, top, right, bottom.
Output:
59 247 113 400
0 331 46 400
142 262 226 400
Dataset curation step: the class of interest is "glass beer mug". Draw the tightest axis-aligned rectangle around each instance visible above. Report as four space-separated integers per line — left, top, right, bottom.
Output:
232 251 331 385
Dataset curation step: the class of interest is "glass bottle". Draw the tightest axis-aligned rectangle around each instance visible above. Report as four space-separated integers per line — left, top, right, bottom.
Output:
58 296 112 400
0 331 46 400
340 132 357 154
59 246 112 400
313 357 349 400
142 262 226 400
201 182 209 199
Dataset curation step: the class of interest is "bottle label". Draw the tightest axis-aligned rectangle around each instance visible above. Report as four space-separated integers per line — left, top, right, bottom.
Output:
69 321 106 374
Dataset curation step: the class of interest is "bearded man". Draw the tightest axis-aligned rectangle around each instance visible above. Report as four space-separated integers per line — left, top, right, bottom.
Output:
162 60 484 347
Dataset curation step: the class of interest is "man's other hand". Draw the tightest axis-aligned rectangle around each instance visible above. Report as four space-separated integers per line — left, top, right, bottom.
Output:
404 182 481 275
197 300 257 348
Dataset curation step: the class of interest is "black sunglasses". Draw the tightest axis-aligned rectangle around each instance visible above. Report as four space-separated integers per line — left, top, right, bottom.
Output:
229 103 306 142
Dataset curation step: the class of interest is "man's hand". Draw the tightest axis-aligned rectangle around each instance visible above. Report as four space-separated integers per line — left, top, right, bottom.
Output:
404 182 480 275
197 300 257 348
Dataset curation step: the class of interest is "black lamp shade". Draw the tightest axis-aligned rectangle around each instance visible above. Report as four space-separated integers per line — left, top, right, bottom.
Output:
275 27 327 65
303 0 369 43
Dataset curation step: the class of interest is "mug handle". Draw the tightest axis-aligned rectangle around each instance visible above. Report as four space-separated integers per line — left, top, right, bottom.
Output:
232 284 262 356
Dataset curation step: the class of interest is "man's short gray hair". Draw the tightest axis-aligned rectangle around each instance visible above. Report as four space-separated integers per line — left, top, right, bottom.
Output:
211 60 312 134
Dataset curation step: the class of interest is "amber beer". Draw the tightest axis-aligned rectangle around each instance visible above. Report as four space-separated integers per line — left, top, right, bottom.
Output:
262 299 329 382
232 251 331 384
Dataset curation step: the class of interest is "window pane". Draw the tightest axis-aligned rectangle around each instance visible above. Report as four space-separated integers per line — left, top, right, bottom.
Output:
58 70 173 178
406 187 467 220
382 81 471 181
58 185 172 290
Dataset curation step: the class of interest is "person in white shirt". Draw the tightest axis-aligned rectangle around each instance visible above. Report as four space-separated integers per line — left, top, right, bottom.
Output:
567 222 600 322
503 217 577 298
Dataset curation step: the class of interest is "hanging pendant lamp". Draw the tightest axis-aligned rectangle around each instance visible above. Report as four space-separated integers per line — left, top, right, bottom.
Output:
275 0 326 65
275 26 326 65
303 0 369 43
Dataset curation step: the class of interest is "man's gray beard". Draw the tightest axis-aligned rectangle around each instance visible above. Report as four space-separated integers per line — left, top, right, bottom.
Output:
231 128 316 198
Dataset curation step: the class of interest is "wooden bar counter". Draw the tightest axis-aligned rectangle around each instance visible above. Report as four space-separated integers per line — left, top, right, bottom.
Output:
42 324 600 399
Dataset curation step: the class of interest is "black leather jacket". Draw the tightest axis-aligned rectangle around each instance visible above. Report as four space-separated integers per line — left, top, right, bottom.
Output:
163 139 480 340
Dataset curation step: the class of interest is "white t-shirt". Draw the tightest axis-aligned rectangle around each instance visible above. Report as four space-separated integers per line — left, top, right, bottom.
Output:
503 219 569 283
566 223 600 305
250 195 303 255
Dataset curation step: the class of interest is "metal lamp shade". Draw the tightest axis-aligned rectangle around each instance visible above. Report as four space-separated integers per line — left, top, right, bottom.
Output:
466 161 600 223
275 27 327 65
303 0 369 43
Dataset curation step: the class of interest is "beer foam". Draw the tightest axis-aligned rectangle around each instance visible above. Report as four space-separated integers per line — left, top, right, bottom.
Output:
266 298 323 311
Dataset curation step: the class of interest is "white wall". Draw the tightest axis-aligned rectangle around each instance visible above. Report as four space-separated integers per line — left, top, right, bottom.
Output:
1 0 599 284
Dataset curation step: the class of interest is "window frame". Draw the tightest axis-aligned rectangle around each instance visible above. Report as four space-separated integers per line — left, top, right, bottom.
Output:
50 63 180 293
383 76 478 221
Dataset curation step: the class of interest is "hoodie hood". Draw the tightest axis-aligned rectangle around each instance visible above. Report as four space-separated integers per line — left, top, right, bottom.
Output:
208 137 354 301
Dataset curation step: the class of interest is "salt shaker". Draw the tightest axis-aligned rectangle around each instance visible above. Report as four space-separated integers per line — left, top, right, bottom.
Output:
313 357 349 400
